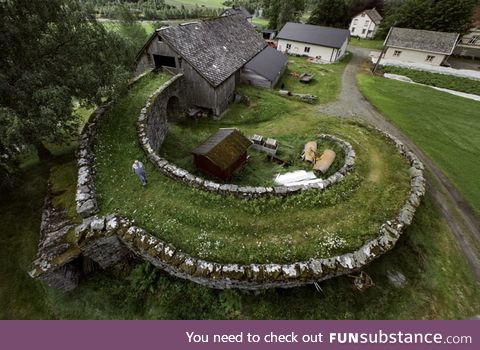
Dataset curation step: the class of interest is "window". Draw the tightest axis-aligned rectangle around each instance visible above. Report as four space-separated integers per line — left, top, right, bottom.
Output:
362 29 366 34
361 13 365 17
353 19 358 24
425 55 435 62
468 36 479 45
157 35 163 42
304 47 310 53
351 28 355 33
286 43 292 50
364 20 370 27
393 50 402 57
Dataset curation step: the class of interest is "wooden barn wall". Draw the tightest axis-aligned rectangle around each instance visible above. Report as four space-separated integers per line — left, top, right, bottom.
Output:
214 72 238 116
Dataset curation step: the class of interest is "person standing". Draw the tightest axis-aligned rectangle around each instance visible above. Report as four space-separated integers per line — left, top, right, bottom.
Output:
132 160 147 187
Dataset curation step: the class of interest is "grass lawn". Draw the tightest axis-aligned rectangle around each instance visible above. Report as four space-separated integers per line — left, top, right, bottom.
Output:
278 54 351 104
1 160 479 319
348 38 384 51
94 72 411 265
166 0 224 8
382 66 480 96
358 73 480 213
252 17 269 29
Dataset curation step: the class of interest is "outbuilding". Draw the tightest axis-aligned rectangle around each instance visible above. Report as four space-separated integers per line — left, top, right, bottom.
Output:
191 128 252 181
241 47 288 88
383 27 459 66
134 15 266 116
276 22 350 63
220 5 252 22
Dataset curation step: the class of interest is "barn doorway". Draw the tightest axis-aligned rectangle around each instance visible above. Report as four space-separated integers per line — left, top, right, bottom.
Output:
153 55 176 69
166 96 182 120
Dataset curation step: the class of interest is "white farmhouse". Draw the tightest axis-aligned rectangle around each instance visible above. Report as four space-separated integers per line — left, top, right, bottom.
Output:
383 27 459 66
276 22 350 63
349 8 382 39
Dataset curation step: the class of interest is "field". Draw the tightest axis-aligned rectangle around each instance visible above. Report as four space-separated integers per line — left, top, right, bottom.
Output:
166 0 224 8
1 158 479 319
94 72 411 264
279 55 351 104
382 66 480 96
348 38 384 51
358 74 480 213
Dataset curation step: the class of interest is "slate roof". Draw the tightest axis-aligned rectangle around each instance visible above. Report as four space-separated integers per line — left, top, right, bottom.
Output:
192 128 252 170
385 27 459 55
221 6 252 19
159 15 266 87
363 8 382 24
245 46 288 83
276 23 350 49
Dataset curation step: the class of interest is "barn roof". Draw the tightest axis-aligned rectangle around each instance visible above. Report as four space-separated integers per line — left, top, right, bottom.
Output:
245 46 288 83
221 6 252 19
276 22 350 49
362 8 383 25
192 128 252 170
385 27 459 55
159 15 266 87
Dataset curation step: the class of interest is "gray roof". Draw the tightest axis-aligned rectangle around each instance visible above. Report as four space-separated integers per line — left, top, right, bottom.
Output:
363 8 382 25
245 47 288 82
276 23 350 49
159 15 265 87
221 6 252 19
385 27 459 55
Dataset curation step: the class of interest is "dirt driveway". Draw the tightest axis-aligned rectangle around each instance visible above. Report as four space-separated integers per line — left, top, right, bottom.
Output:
318 46 480 281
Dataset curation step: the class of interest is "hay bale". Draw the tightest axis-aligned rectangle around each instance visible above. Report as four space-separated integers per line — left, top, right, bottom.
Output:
314 149 336 173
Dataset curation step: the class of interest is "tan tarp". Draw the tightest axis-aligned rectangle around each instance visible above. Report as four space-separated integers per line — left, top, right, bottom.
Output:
314 149 336 173
303 141 317 163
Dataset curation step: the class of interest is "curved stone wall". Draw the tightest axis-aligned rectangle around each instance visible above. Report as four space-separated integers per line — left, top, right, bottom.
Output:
138 76 357 199
36 75 426 291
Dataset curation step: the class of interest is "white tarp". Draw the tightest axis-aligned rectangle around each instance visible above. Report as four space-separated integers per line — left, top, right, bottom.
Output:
274 170 317 186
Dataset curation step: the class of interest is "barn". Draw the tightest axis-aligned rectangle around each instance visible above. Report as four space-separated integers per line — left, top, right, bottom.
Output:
241 46 288 88
191 128 252 181
134 15 266 116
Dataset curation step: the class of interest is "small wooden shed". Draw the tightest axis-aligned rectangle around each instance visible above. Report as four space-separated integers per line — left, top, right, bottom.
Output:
191 128 252 181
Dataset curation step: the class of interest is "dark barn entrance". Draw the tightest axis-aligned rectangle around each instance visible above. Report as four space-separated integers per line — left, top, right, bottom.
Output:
166 96 182 121
153 55 176 69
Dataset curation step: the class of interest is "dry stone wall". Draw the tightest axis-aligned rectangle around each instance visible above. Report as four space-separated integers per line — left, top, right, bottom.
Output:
137 76 357 198
33 76 426 291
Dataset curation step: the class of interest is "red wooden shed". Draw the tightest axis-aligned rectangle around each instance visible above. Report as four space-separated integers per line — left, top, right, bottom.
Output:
191 128 252 181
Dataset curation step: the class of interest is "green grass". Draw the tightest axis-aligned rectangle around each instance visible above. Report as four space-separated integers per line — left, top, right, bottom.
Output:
349 38 384 50
278 54 351 104
252 17 269 29
358 73 480 213
382 66 480 96
166 0 224 8
94 72 411 265
1 161 479 319
162 90 345 186
102 20 156 35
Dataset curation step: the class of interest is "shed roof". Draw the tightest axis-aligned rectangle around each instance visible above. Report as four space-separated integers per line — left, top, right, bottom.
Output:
158 15 266 87
276 22 350 49
221 6 252 19
192 128 252 170
245 46 288 83
385 27 459 55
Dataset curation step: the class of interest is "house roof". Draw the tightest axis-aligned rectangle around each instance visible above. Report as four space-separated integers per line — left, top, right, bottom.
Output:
362 8 382 25
276 23 350 49
158 15 266 87
245 46 288 83
192 128 252 170
385 27 459 55
221 6 252 19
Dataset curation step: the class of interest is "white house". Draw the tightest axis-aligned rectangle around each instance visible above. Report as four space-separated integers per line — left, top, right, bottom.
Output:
383 27 459 66
276 22 350 63
454 27 480 58
349 8 382 39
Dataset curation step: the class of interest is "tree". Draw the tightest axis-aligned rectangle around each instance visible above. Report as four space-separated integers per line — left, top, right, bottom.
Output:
377 0 478 37
308 0 348 28
264 0 305 30
0 0 131 187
